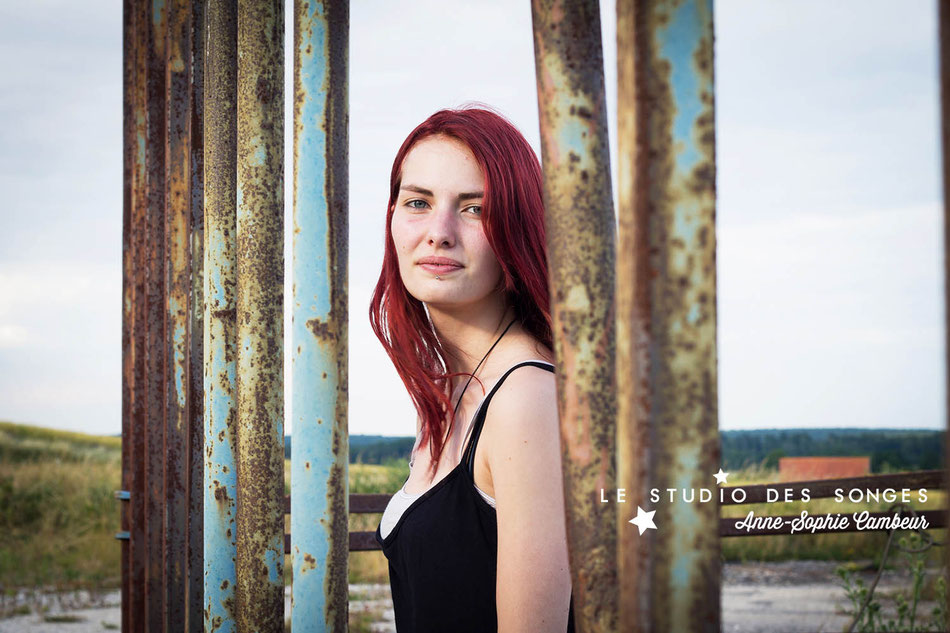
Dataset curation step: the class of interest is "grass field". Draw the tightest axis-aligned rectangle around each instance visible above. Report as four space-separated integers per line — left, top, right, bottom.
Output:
1 420 945 601
0 421 123 594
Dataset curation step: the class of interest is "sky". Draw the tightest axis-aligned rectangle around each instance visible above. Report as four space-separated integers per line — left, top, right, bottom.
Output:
0 0 943 438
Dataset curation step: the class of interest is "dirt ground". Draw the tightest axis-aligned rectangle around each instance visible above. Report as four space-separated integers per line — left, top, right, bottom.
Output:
0 561 943 632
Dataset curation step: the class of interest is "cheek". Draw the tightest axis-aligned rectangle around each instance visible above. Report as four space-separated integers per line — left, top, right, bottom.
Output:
390 218 412 255
473 238 501 274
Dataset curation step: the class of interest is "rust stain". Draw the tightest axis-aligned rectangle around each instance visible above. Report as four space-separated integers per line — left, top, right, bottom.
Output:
531 0 618 629
234 0 286 629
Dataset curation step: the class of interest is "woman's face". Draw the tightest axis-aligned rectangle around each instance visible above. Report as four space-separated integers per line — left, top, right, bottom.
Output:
390 135 503 310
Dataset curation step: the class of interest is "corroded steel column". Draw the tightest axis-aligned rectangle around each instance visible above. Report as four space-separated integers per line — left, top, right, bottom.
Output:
165 1 192 627
290 1 349 631
145 0 168 629
129 1 149 630
235 0 285 630
530 1 618 631
616 1 720 631
121 2 135 630
186 1 206 631
204 0 239 630
939 0 950 621
126 2 205 629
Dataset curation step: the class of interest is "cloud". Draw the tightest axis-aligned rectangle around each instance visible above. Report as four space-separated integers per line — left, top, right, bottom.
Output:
0 0 943 436
0 325 28 348
718 203 944 429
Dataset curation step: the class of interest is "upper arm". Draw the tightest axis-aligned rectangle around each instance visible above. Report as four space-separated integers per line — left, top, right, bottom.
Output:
485 368 572 633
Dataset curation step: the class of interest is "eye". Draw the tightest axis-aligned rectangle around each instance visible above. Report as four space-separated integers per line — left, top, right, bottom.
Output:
405 199 429 210
465 205 482 216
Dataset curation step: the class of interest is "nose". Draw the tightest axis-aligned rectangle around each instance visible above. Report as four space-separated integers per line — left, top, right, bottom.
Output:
425 204 457 248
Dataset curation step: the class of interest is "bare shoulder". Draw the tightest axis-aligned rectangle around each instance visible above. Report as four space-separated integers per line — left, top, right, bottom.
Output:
491 363 557 414
481 364 559 462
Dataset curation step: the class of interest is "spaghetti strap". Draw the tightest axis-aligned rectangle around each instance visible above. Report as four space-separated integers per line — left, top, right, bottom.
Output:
460 360 555 475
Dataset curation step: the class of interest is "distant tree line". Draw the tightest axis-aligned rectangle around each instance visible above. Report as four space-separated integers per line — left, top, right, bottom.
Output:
284 428 944 472
285 434 414 464
721 428 944 472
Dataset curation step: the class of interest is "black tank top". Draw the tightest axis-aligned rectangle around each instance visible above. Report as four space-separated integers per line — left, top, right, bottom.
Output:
375 360 575 632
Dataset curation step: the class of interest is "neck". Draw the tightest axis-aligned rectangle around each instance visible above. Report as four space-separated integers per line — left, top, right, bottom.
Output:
426 291 515 378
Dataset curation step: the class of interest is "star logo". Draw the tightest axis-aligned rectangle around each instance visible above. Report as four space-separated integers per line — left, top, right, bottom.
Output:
628 506 657 535
714 468 729 485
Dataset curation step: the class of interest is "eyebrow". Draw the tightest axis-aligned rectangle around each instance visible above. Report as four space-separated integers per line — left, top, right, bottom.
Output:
400 184 484 202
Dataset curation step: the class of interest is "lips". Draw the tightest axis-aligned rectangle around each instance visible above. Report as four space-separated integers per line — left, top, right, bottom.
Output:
419 263 461 274
417 256 463 275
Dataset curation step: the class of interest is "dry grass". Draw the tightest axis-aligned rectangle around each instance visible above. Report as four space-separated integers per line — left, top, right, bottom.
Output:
2 420 943 600
0 422 122 593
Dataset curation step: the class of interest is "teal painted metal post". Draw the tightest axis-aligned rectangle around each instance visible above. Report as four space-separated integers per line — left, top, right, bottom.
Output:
204 0 239 630
616 1 720 631
235 0 285 630
291 1 349 630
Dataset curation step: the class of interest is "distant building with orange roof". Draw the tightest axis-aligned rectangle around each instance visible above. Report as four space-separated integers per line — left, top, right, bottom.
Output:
778 456 870 482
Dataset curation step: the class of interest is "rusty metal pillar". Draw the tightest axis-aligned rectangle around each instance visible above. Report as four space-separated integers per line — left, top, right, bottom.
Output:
235 0 285 630
126 1 150 630
125 1 205 630
531 1 618 631
121 2 136 631
165 1 193 627
145 0 168 629
939 0 950 622
204 0 239 630
616 1 720 631
187 1 206 630
290 1 349 631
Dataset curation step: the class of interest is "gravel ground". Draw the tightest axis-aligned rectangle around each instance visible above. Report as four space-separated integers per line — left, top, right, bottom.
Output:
0 562 942 632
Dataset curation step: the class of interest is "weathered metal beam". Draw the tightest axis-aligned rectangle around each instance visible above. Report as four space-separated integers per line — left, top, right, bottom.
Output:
128 2 149 630
235 0 285 629
186 0 206 630
530 1 618 631
616 1 720 631
121 1 135 630
164 1 192 627
145 0 168 629
290 1 349 631
204 0 239 630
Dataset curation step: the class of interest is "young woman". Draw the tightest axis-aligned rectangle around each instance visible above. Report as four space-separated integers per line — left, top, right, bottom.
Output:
370 106 575 632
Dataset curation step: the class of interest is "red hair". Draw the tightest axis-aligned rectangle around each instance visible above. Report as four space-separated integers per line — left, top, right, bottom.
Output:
369 105 553 479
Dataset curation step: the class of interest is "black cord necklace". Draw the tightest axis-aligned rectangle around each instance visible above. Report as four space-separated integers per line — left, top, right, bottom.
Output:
410 316 518 470
452 316 518 416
